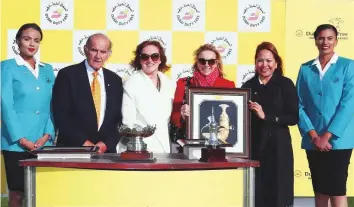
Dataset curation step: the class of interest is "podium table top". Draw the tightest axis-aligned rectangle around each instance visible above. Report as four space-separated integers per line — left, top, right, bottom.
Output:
20 153 259 170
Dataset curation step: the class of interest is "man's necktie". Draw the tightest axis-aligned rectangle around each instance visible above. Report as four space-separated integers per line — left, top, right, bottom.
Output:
91 71 101 124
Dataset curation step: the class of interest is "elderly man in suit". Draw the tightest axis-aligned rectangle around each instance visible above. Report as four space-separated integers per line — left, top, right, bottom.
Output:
53 33 123 153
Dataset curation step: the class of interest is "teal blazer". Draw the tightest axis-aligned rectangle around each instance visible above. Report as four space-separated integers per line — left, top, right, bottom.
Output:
1 58 55 152
296 56 354 150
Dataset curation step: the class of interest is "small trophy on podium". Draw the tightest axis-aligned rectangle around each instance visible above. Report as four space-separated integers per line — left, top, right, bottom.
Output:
118 124 156 161
199 107 228 162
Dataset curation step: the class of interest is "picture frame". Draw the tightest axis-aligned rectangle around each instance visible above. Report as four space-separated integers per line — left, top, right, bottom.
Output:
186 87 251 158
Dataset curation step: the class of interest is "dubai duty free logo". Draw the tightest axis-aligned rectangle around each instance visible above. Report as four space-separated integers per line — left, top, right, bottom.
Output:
53 66 61 74
329 17 348 40
294 170 302 178
113 66 133 81
77 34 90 57
110 2 135 26
146 36 167 48
177 4 201 27
210 37 233 60
295 17 348 40
176 66 193 79
45 1 69 25
329 17 344 32
241 69 255 85
242 4 266 28
11 38 20 56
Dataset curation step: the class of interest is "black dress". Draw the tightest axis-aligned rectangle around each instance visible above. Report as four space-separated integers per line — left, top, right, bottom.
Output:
242 73 299 207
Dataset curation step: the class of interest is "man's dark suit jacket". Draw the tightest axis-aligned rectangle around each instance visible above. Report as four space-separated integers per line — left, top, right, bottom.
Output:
52 61 123 153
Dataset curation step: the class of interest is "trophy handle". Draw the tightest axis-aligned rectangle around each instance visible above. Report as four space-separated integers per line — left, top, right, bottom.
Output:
200 124 210 139
200 116 212 139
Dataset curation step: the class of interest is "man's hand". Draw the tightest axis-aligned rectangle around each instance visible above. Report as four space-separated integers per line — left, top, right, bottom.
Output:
34 134 50 148
83 140 95 146
95 141 107 153
19 138 36 151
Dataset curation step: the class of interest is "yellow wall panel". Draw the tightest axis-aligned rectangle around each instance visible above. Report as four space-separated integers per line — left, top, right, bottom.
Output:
205 0 238 31
40 30 73 63
74 0 106 30
106 31 139 63
140 0 173 30
172 32 204 64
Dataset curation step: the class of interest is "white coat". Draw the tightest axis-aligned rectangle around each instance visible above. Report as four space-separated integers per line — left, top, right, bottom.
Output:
117 70 176 153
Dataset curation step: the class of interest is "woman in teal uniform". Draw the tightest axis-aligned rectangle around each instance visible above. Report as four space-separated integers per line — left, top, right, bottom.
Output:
1 23 55 207
296 24 354 207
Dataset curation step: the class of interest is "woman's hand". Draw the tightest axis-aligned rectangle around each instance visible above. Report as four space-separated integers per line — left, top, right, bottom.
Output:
34 134 50 149
248 100 265 119
314 132 332 151
19 138 36 151
180 104 190 120
313 137 332 151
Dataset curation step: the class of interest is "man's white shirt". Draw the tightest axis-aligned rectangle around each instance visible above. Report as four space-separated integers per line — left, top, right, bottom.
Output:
85 60 106 129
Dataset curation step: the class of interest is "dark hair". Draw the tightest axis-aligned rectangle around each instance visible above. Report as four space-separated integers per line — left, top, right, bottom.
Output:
192 44 224 77
314 24 338 39
16 23 43 42
130 40 170 72
254 42 283 76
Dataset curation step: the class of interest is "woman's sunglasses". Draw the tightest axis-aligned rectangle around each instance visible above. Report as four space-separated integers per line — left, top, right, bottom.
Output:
140 53 160 62
198 58 217 66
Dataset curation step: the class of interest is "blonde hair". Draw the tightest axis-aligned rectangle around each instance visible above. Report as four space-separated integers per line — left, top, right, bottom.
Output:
192 44 224 77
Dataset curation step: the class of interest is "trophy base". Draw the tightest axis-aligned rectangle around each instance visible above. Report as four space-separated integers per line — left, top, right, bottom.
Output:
120 151 154 160
199 146 227 162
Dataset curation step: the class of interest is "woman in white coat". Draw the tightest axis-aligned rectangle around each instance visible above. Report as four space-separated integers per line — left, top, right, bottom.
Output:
117 40 176 153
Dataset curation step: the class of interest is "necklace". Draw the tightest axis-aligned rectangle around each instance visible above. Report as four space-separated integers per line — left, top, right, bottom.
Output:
156 76 161 92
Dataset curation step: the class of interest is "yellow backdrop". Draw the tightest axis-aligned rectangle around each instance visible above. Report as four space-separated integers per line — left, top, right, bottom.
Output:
285 0 354 196
1 0 353 197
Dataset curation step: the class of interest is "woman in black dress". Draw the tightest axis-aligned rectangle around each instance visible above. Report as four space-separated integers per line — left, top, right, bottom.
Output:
242 42 299 207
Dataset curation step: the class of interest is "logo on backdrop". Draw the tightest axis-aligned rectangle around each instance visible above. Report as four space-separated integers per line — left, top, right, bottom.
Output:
295 30 303 37
329 17 348 40
11 38 20 56
140 31 172 63
50 63 71 76
329 17 344 32
210 37 233 60
176 66 194 79
45 1 69 25
295 18 348 40
110 2 135 26
114 67 133 76
146 36 167 48
241 69 255 85
305 171 312 179
176 4 201 27
106 64 134 82
113 67 133 81
294 170 302 178
53 66 61 74
242 4 266 28
77 35 90 57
